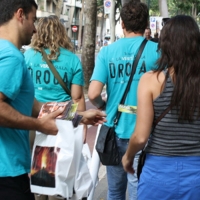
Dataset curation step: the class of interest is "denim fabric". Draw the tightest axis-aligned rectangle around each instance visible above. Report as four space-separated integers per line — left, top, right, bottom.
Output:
138 154 200 200
106 137 140 200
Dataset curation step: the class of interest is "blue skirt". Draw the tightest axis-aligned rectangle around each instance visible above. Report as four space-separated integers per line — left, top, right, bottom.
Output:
138 154 200 200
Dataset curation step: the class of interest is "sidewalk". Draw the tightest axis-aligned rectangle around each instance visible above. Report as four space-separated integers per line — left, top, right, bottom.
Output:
93 170 129 200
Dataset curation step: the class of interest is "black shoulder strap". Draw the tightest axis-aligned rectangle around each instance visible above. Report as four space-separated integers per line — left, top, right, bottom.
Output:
153 105 171 128
114 39 148 125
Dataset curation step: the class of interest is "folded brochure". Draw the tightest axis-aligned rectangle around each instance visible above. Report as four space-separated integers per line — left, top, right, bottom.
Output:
38 101 82 127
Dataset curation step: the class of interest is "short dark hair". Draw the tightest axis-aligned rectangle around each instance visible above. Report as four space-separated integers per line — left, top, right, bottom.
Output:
120 1 149 34
0 0 38 26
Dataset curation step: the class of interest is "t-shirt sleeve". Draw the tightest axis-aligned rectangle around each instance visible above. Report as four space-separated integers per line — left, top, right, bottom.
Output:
90 48 108 84
71 57 84 86
0 53 23 100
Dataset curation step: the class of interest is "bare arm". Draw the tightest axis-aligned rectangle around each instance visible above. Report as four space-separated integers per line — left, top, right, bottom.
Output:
78 109 106 126
88 81 106 110
32 98 43 118
122 73 154 174
0 92 63 135
71 84 86 111
71 84 88 142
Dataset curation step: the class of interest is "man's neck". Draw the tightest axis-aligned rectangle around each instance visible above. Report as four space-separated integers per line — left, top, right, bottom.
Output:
0 23 21 49
124 30 143 38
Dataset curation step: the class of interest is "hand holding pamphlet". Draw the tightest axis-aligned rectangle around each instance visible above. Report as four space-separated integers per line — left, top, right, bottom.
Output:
38 101 82 127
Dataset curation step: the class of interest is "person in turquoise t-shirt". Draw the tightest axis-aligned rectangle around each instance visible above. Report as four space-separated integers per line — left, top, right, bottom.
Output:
0 1 65 199
24 15 87 145
0 3 106 199
88 1 159 200
24 15 86 200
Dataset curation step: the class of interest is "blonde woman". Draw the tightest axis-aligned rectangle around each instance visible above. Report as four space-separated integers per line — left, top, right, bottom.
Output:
24 15 87 200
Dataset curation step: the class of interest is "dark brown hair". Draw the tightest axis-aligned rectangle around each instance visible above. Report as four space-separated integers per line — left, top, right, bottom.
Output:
0 0 37 26
120 1 149 34
156 15 200 121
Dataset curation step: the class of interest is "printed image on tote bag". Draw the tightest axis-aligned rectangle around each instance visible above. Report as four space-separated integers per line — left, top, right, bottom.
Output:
31 146 60 188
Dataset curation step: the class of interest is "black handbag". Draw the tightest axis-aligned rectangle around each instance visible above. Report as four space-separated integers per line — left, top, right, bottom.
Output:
96 39 148 166
95 125 120 165
137 105 171 180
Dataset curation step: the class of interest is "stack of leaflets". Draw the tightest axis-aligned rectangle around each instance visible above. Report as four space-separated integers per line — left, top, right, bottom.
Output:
38 101 82 127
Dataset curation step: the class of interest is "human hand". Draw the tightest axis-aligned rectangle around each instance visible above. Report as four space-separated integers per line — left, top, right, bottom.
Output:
37 108 64 135
122 154 135 174
80 109 107 126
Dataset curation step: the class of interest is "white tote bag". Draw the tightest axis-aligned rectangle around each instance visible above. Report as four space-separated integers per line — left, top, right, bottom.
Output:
30 120 77 199
73 128 93 200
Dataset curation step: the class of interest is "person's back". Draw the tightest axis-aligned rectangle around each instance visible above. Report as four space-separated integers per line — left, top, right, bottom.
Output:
24 16 86 200
25 16 84 105
0 1 62 200
25 47 83 102
95 37 158 136
122 15 200 200
88 1 159 199
147 70 200 155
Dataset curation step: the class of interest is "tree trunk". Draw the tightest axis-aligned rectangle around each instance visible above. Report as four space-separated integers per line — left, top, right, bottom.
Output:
81 0 97 91
159 0 169 17
68 6 75 38
55 0 63 18
100 11 104 46
78 5 84 50
109 0 115 43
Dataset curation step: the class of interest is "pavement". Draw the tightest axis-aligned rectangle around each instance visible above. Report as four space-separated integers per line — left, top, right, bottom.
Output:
93 175 108 200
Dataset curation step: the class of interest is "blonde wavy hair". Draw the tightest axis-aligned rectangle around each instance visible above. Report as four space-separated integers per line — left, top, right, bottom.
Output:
31 15 73 60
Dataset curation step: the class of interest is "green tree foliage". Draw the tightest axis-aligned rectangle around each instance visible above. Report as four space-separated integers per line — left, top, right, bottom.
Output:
147 0 160 16
146 0 200 17
168 0 200 17
97 0 104 13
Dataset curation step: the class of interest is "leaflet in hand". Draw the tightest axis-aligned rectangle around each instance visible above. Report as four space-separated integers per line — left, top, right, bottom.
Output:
38 101 73 119
38 101 82 127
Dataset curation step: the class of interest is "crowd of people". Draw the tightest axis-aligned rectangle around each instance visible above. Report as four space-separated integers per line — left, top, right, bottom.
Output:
1 0 200 200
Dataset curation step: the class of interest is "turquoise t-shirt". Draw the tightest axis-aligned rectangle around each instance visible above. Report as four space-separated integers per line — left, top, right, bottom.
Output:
0 39 34 176
91 36 159 139
24 48 84 103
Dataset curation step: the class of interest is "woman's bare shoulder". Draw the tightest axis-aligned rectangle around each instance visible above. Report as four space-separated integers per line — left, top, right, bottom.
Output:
140 71 165 84
139 71 166 100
